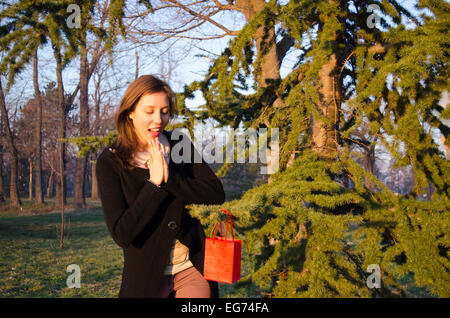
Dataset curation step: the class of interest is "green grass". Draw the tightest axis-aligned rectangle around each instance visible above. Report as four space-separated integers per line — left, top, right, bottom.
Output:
0 198 260 298
0 198 433 298
0 200 123 297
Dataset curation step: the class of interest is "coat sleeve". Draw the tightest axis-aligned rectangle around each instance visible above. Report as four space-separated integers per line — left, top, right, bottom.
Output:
96 150 170 249
162 139 225 205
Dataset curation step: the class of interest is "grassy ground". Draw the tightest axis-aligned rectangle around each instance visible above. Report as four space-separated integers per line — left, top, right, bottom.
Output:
0 200 123 297
0 198 261 298
0 198 433 298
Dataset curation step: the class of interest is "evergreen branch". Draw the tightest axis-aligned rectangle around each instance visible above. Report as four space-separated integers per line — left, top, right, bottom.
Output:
342 247 383 297
386 0 421 26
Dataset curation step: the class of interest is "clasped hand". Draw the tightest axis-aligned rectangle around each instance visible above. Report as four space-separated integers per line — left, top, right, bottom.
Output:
146 138 169 185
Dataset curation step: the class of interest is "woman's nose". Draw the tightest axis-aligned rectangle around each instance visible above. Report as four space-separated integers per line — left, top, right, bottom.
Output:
152 113 162 124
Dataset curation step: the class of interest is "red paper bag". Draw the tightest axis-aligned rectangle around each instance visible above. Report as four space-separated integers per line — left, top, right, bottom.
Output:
204 209 241 284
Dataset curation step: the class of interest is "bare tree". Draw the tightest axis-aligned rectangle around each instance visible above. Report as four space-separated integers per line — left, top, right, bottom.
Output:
73 0 111 209
87 46 128 201
0 103 5 203
15 98 35 201
32 49 44 205
0 76 21 207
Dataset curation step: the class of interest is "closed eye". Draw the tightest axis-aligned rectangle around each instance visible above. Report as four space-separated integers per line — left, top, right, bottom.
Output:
145 110 169 115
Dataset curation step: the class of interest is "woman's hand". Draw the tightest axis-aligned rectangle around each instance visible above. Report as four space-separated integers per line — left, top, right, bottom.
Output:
146 138 169 185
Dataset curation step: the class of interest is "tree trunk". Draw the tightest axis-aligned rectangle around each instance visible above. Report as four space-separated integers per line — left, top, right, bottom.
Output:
286 151 296 169
90 152 98 200
90 70 102 201
426 180 433 201
235 0 288 182
364 144 376 191
55 54 66 209
236 0 281 89
135 50 139 79
0 77 21 207
441 135 449 160
0 140 5 203
29 158 33 201
74 34 89 209
310 52 341 160
47 169 54 198
33 51 44 205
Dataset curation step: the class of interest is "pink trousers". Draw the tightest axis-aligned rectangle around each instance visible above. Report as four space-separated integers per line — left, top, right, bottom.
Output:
156 266 211 298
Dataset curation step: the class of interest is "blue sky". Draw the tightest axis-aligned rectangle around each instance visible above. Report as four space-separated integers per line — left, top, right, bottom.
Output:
2 0 422 102
3 0 444 123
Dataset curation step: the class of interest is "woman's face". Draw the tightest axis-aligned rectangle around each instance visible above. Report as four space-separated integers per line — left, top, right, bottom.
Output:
129 91 170 147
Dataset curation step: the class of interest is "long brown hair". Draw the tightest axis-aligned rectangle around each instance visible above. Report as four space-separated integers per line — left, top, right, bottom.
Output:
112 75 178 169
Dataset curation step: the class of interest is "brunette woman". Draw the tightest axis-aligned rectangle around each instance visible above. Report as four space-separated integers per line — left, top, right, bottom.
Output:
96 74 225 298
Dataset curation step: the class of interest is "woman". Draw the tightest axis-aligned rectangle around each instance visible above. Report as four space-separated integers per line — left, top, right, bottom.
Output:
96 74 225 298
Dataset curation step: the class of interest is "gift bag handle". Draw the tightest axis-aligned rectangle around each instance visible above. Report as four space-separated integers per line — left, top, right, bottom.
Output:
221 209 234 241
212 220 223 240
211 209 235 241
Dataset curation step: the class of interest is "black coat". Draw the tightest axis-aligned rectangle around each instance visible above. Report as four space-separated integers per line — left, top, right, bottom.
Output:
96 130 225 297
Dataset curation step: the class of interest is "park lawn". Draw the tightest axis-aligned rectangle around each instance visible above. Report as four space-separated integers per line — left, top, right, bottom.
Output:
0 201 433 298
0 202 258 298
0 206 123 297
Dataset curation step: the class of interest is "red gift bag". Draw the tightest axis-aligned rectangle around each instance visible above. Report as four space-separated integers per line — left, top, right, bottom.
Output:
204 209 241 284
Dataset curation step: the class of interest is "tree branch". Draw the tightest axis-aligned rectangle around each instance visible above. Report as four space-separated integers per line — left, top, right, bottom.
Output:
164 0 239 36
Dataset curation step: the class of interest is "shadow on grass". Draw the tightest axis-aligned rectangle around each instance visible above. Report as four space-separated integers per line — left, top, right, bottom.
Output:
0 203 125 297
0 207 108 241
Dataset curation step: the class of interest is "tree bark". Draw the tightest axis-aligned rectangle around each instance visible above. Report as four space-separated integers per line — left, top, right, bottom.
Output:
74 32 89 209
310 12 348 161
0 132 5 203
90 67 103 201
33 51 44 205
235 0 290 183
364 143 376 191
55 53 67 209
235 0 281 88
135 50 139 79
310 52 341 159
441 135 449 160
0 77 21 207
47 169 54 198
29 158 33 201
90 152 98 200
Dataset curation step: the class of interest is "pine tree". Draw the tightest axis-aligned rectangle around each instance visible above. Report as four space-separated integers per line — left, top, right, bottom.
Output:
68 0 449 297
185 0 449 297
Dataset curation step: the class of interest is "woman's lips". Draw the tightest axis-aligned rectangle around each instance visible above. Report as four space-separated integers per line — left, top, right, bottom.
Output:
149 128 161 138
